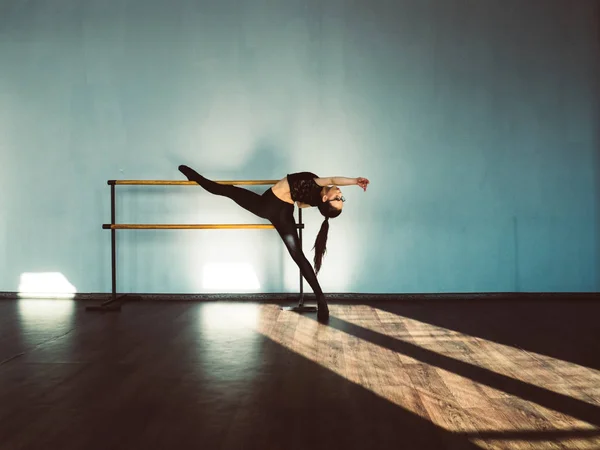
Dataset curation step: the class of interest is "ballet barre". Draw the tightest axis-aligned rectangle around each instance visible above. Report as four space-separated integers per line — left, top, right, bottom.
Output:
109 179 277 185
103 224 276 230
86 179 315 313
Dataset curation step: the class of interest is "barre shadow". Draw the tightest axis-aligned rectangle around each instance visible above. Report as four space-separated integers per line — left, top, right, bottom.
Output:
457 427 600 442
375 298 600 371
309 313 600 428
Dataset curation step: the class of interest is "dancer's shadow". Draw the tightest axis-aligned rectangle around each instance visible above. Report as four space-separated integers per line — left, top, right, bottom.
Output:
165 136 298 296
375 298 600 371
306 310 600 428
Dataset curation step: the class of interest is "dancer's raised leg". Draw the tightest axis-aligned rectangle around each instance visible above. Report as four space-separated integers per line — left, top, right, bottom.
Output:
179 165 266 218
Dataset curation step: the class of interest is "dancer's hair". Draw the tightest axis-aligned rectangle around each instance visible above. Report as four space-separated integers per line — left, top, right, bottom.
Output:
313 201 342 274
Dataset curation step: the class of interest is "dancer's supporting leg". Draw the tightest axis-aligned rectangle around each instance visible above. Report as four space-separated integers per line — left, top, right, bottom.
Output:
179 165 266 218
274 214 329 322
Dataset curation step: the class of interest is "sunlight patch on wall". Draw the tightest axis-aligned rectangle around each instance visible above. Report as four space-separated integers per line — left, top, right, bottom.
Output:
18 272 77 299
202 263 260 291
183 228 270 293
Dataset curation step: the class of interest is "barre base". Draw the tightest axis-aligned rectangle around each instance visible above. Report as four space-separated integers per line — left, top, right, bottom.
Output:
86 294 142 312
281 304 318 313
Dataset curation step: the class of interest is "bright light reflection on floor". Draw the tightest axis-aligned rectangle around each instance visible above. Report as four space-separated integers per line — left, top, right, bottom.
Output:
197 303 262 379
18 272 77 299
200 302 259 332
17 299 75 348
251 305 600 450
18 298 75 319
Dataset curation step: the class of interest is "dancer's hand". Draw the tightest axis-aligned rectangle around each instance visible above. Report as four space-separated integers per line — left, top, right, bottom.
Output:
357 177 370 191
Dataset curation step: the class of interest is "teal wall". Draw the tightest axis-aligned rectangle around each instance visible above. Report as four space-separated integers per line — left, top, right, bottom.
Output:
1 0 598 294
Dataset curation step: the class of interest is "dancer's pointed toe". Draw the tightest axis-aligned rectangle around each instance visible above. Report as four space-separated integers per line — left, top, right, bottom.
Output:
179 165 200 182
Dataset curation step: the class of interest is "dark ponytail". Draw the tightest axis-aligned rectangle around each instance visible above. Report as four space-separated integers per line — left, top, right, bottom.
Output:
313 218 330 274
313 201 342 274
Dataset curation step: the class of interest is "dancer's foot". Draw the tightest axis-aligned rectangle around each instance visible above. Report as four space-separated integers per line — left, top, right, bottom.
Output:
178 165 202 183
317 295 329 323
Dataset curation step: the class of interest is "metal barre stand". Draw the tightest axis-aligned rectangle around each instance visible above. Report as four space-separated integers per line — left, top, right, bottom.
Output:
86 180 316 313
85 181 140 311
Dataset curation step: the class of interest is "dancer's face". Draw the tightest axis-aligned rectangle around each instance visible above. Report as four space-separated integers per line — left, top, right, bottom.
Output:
322 185 345 210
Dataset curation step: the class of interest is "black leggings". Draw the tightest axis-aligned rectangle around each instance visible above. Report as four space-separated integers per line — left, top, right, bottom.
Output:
179 166 324 298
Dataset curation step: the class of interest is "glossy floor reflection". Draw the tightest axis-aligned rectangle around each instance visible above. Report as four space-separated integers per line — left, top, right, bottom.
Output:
0 299 599 449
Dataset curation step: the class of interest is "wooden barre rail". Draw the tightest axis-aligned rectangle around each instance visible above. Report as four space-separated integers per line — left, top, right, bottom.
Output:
102 224 278 230
108 180 279 186
88 177 313 314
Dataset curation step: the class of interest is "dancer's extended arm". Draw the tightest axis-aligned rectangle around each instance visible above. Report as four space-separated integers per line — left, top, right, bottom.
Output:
315 176 370 191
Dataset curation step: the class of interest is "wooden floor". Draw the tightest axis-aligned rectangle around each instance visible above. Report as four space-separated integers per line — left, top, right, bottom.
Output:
1 298 599 450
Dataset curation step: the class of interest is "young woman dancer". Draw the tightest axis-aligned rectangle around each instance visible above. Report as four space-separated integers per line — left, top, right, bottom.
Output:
178 165 370 322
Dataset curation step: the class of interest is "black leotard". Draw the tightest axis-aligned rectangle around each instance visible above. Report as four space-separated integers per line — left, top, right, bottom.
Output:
287 172 322 206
